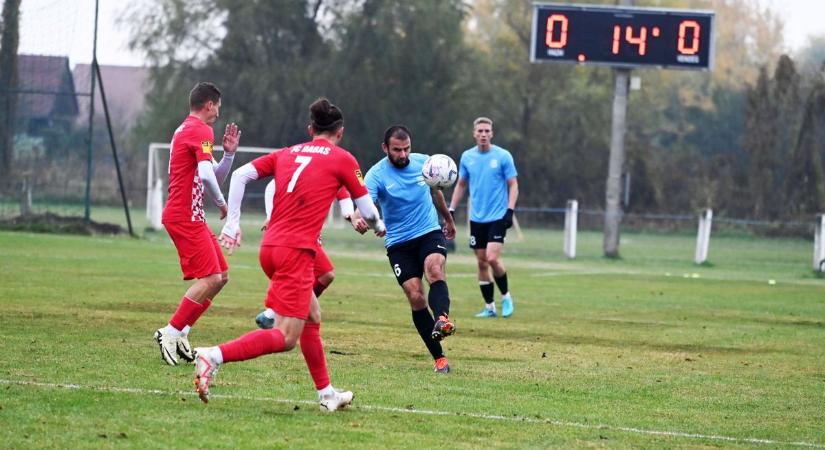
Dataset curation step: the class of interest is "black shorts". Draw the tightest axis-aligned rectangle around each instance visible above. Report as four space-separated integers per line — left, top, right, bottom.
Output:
469 220 507 249
386 230 448 285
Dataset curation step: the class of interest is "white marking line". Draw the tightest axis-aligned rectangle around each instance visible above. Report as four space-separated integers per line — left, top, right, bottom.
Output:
1 379 822 448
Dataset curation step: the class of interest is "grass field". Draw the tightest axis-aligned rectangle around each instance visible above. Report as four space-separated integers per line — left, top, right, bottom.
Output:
1 224 824 449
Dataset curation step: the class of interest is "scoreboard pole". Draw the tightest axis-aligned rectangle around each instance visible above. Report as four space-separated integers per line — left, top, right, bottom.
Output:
603 0 633 258
603 67 629 258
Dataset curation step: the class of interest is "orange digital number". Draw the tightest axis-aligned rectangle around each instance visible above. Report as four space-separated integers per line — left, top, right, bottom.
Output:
677 20 701 55
545 14 569 49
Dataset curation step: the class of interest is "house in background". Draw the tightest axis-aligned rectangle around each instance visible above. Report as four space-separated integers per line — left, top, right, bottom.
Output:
17 54 79 136
72 64 150 132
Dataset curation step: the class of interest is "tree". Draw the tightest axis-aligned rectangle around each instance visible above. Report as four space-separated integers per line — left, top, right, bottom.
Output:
786 62 825 216
743 56 802 219
331 0 475 165
0 0 20 181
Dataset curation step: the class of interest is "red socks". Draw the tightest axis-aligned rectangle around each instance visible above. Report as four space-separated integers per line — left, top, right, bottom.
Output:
300 322 330 390
169 297 212 331
169 297 201 331
188 298 212 327
219 329 286 362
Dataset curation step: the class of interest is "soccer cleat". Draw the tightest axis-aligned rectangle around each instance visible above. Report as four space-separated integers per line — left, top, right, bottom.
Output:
176 335 195 362
193 348 220 404
155 328 179 366
501 294 514 318
319 388 354 412
255 311 275 329
474 308 497 318
434 357 450 374
431 314 455 341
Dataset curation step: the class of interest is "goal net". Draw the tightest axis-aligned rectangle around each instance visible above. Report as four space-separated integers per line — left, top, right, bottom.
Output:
146 143 345 230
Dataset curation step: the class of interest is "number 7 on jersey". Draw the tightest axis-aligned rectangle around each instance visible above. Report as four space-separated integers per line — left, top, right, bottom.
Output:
287 155 313 192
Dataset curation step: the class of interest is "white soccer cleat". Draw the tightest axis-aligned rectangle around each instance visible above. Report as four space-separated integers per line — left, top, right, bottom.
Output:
319 388 354 412
193 348 220 404
155 328 179 366
177 334 195 363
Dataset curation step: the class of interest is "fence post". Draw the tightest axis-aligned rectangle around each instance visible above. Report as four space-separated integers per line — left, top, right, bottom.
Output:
564 199 578 259
694 208 713 265
814 214 825 272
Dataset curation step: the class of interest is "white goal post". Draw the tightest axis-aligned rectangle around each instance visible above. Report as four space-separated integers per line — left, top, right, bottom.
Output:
146 142 342 231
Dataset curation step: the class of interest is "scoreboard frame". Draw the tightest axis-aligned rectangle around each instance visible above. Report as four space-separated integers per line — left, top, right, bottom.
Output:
530 3 716 71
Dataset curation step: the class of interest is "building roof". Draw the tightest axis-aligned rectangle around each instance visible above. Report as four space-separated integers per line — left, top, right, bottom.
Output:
17 54 79 119
73 64 150 130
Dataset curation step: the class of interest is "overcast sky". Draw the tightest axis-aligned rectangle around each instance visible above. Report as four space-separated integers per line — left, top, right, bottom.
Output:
17 0 825 67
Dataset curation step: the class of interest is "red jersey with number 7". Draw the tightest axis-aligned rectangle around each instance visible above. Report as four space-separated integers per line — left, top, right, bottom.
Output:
252 138 368 250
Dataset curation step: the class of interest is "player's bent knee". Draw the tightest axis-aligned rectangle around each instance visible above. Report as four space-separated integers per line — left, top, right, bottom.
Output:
425 269 446 283
408 294 428 310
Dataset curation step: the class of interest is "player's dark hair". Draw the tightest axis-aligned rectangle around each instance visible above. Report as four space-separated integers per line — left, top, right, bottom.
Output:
189 82 221 110
382 124 412 147
310 97 344 133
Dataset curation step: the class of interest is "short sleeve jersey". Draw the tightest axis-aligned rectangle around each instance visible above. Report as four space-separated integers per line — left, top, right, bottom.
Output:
364 153 440 248
458 144 517 223
252 138 368 250
162 115 215 223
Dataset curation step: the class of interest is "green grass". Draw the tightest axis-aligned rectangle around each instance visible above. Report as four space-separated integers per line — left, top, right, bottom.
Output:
0 226 824 449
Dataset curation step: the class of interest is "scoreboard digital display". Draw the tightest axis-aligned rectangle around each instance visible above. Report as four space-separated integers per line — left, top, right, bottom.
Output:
530 3 715 70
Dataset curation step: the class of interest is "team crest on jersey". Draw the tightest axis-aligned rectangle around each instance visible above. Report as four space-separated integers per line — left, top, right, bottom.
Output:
490 159 498 168
355 170 365 186
201 141 213 155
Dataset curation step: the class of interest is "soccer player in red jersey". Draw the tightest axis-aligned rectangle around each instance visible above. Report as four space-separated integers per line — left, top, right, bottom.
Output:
154 82 241 366
254 185 362 329
193 98 385 411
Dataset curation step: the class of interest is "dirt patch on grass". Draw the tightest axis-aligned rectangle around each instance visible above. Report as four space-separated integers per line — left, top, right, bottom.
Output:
0 213 123 235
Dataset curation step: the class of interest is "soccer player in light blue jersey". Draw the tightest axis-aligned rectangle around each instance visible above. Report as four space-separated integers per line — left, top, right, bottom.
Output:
449 117 519 318
361 125 457 373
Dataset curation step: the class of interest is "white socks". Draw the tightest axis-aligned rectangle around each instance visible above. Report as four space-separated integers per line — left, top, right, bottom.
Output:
182 325 191 336
163 324 182 337
318 385 335 398
202 346 223 364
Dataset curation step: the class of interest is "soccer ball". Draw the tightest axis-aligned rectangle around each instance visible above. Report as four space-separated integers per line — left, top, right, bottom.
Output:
422 154 458 189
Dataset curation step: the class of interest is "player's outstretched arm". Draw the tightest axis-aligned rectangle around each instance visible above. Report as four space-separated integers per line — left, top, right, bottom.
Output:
353 194 386 237
198 160 228 219
213 123 241 185
219 163 259 254
339 196 369 234
448 177 468 219
431 187 456 240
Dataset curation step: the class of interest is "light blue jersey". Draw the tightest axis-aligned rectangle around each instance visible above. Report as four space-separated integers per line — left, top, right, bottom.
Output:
458 144 517 223
365 153 441 248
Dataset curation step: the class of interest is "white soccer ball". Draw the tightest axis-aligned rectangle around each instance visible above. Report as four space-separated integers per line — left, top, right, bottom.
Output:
422 154 458 189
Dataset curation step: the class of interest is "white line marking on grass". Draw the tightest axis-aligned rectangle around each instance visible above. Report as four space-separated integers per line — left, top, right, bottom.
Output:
1 379 822 448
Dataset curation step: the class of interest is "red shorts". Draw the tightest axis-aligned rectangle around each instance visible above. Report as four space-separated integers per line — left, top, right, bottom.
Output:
165 221 228 280
259 245 315 320
313 246 334 279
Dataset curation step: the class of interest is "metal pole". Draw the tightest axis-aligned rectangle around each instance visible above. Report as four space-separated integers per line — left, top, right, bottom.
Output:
95 61 134 236
83 0 99 222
